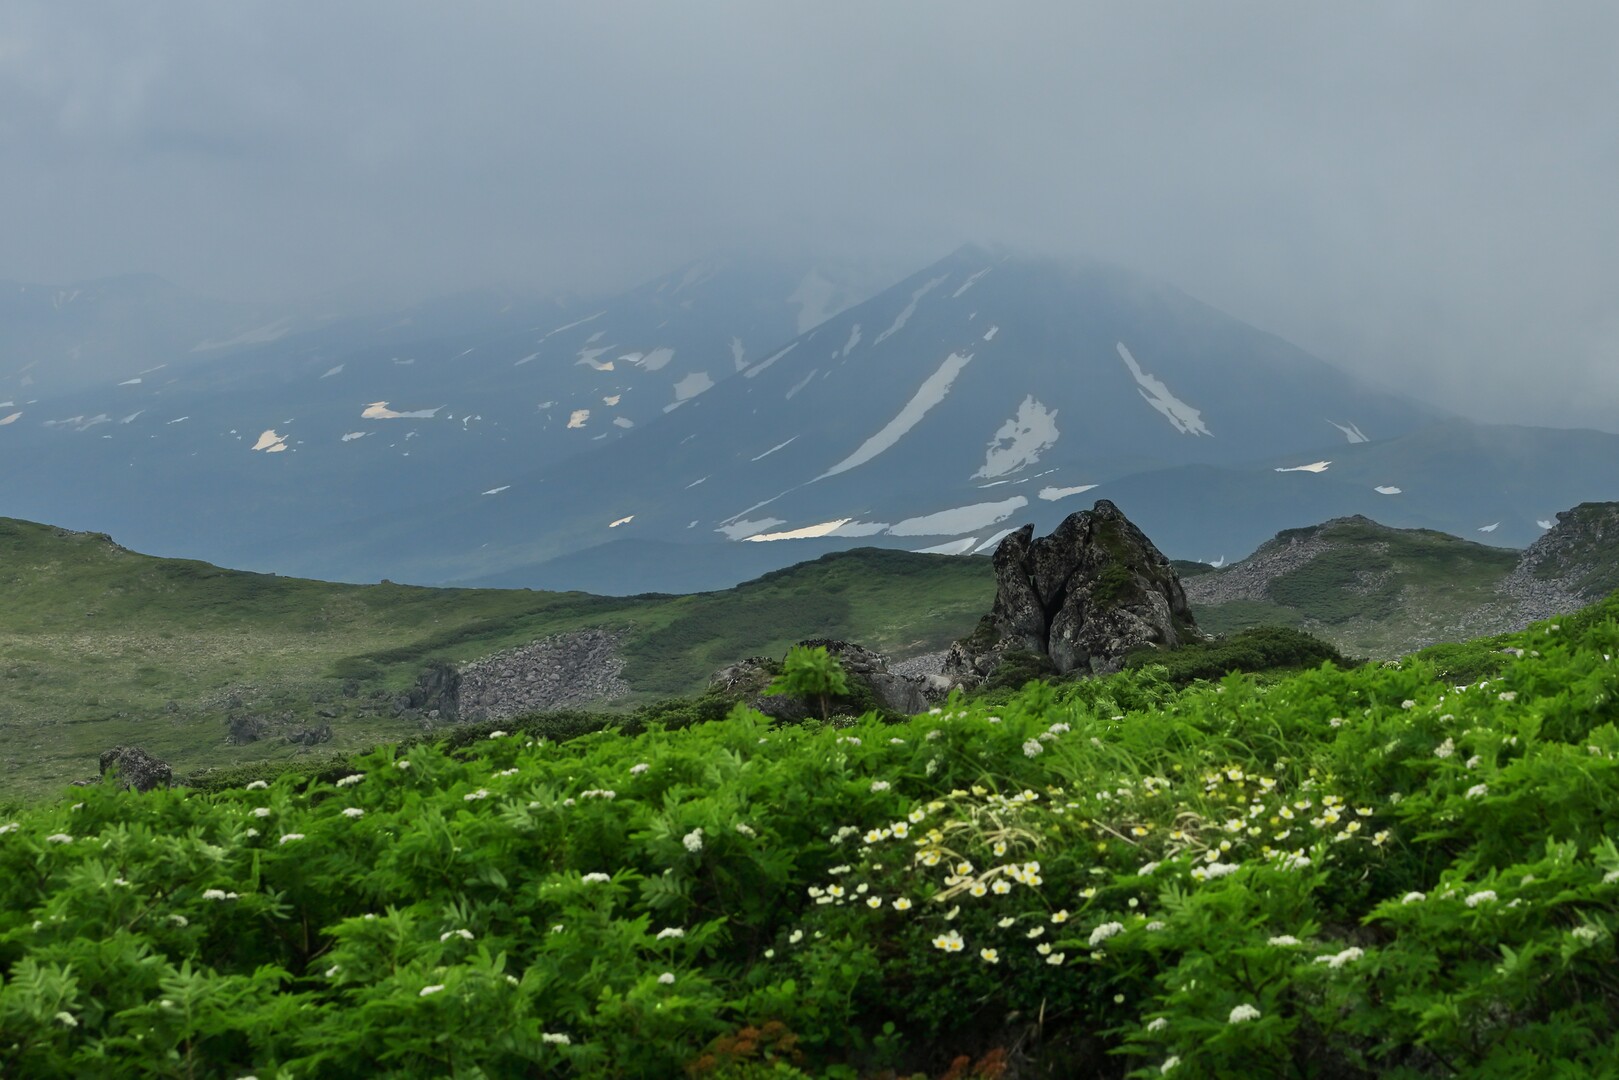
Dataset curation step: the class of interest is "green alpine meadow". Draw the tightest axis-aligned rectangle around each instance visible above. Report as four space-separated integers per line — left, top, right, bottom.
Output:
4 586 1618 1076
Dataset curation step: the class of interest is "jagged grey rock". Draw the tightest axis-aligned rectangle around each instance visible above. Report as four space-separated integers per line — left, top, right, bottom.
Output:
945 500 1199 683
98 746 173 792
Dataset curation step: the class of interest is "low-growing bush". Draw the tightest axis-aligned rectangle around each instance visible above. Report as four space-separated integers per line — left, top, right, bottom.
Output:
1124 625 1351 685
3 597 1618 1076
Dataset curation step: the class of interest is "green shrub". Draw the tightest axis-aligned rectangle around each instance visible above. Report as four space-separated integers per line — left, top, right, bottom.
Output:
1124 625 1351 685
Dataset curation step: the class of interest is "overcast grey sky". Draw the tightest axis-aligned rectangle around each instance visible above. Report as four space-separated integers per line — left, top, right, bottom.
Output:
3 2 1616 429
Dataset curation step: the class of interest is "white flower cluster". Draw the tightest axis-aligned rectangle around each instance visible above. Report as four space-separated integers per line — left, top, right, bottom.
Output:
1022 740 1044 758
682 828 704 853
1228 1004 1262 1024
440 929 475 942
580 789 616 800
630 762 650 775
581 872 611 884
341 807 365 819
202 888 239 901
1313 946 1364 969
870 780 891 793
336 774 365 787
1088 921 1125 947
278 833 304 845
246 781 269 791
655 926 685 940
464 789 490 801
540 1032 570 1045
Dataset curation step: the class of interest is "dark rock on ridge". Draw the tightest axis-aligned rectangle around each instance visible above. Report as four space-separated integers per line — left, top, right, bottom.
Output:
945 500 1199 684
98 746 173 792
711 639 951 720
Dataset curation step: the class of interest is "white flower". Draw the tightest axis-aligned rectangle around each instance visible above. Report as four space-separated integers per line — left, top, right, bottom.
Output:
489 730 508 739
244 828 259 838
278 833 304 845
1604 870 1619 884
682 828 704 853
1160 1055 1181 1074
419 984 445 997
540 1032 570 1045
1401 700 1416 710
1023 740 1044 758
494 768 519 778
1088 921 1125 946
1047 722 1071 735
735 823 756 838
581 872 611 883
246 780 269 791
336 774 365 787
1267 935 1301 947
926 729 943 740
870 780 891 793
464 789 490 801
979 947 1000 964
1465 755 1482 770
202 888 233 901
1228 1003 1262 1024
1314 946 1364 968
1572 926 1601 944
1465 890 1498 907
341 807 365 819
54 1011 78 1028
932 930 965 952
1147 1017 1168 1033
789 929 804 944
1466 783 1488 799
440 929 474 942
396 760 411 770
251 807 271 818
657 972 675 984
630 762 649 775
45 833 73 844
168 914 188 927
1498 691 1517 702
655 927 686 940
1434 738 1455 759
1401 891 1427 904
0 823 18 835
325 964 341 977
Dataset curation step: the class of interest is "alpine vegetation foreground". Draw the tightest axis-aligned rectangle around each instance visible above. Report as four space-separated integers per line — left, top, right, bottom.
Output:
2 598 1619 1075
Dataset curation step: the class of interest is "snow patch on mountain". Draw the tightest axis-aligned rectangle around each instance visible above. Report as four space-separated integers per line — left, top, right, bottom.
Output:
952 267 992 298
730 337 746 371
974 528 1016 554
629 347 675 372
873 275 948 345
363 402 442 420
744 342 796 379
191 318 292 352
252 429 289 453
482 486 509 495
751 436 797 461
818 351 974 480
576 346 615 371
842 323 862 356
567 410 590 429
743 518 853 542
120 411 142 424
1478 522 1500 533
1275 461 1332 473
341 431 369 442
973 395 1059 479
1375 485 1402 494
1038 484 1098 501
671 371 714 404
321 364 345 378
1329 419 1369 443
609 515 635 528
613 417 634 429
787 270 842 334
119 377 142 386
0 411 22 426
982 326 999 341
786 371 817 400
718 518 786 540
887 496 1028 536
913 537 980 555
540 311 604 340
1116 342 1211 437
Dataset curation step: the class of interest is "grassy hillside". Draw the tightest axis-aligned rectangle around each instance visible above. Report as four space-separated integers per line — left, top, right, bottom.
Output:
3 594 1617 1076
1186 517 1524 656
0 520 993 801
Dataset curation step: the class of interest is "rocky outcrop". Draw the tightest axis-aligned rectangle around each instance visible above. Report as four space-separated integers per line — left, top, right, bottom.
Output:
945 500 1199 684
398 661 461 721
711 639 951 720
458 628 631 721
98 746 173 792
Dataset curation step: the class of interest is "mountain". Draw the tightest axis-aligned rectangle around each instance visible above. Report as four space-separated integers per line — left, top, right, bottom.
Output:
0 256 885 572
286 244 1454 588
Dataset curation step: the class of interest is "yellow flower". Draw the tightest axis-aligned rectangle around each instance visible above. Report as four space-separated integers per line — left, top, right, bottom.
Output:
979 948 1000 964
1080 887 1097 899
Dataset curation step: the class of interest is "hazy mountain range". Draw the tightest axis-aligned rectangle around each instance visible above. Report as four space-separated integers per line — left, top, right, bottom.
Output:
4 245 1618 594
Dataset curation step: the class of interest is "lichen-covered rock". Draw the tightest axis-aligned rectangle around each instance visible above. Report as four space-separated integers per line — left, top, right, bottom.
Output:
710 639 949 719
98 746 173 792
945 500 1199 684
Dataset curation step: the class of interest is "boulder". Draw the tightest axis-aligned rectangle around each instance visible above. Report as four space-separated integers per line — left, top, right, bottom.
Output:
945 500 1200 684
710 639 950 719
97 746 173 792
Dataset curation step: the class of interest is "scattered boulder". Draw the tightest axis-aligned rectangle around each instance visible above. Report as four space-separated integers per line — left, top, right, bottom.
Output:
397 661 461 721
97 746 173 792
711 639 951 720
285 723 333 747
227 714 272 745
945 500 1200 684
458 629 631 721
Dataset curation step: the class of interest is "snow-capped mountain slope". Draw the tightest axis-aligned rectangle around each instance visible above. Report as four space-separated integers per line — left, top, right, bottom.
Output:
279 245 1461 587
0 256 885 569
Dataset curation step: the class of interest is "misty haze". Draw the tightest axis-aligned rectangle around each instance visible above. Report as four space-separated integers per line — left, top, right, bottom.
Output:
4 5 1619 1077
